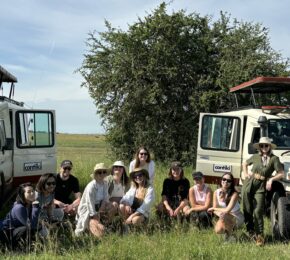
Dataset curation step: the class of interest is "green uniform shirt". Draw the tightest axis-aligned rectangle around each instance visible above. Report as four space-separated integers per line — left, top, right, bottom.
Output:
245 153 283 193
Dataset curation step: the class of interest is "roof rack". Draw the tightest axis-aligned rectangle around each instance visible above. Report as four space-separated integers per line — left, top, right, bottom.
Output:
0 65 18 99
230 77 290 108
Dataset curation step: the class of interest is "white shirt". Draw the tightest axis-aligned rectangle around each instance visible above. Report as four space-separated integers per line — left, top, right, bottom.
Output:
110 182 124 198
129 159 155 184
120 186 155 218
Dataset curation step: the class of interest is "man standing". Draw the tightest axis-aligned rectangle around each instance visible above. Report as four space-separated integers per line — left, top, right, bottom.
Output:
54 160 81 216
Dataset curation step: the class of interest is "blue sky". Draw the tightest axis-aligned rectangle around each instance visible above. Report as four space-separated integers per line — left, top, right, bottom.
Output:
1 0 290 134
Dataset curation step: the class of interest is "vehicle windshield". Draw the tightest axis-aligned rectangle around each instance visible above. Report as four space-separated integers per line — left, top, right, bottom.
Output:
253 119 290 149
268 119 290 149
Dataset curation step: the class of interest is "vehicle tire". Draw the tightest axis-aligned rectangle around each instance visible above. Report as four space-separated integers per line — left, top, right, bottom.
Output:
0 172 4 209
276 197 290 240
271 192 281 240
271 193 290 240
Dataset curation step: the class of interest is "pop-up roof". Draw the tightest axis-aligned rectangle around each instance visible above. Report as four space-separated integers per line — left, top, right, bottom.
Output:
0 65 17 83
230 77 290 94
230 77 290 110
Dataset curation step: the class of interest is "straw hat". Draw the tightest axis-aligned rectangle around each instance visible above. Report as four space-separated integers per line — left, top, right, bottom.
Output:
253 137 277 150
90 163 109 178
129 167 149 180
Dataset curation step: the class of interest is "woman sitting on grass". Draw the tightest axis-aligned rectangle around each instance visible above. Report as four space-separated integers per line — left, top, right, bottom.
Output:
119 168 154 226
75 163 114 238
0 183 42 251
208 173 244 240
105 160 130 214
184 171 212 228
35 173 64 224
156 161 190 220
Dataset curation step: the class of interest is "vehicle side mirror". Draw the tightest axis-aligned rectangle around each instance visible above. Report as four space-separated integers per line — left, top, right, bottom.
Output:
4 138 14 150
248 143 256 154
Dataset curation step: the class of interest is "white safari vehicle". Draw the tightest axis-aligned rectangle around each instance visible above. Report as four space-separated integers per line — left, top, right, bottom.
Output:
196 77 290 240
0 66 56 207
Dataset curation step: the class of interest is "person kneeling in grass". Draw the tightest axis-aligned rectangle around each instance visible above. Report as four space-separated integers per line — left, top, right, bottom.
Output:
75 163 114 238
207 173 244 241
184 171 212 228
119 168 154 227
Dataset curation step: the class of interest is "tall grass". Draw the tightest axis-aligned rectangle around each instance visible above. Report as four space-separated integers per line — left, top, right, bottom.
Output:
1 133 290 259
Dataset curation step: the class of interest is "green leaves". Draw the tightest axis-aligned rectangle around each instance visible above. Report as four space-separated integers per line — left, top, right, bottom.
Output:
78 3 289 164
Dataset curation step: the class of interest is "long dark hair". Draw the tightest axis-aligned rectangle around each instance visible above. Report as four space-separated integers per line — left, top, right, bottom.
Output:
220 173 236 206
134 146 151 168
36 173 56 193
16 182 34 206
168 167 184 179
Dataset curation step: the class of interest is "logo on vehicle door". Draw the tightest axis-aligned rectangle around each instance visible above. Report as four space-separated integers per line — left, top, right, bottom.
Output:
24 162 42 171
213 164 232 173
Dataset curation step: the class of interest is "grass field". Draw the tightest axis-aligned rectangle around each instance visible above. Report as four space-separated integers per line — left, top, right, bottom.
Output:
1 133 290 259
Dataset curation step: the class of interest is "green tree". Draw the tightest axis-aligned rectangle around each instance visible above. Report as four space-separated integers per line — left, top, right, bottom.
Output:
78 3 289 164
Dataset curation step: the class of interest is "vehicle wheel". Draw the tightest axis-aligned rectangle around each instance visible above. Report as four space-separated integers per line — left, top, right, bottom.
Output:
276 197 290 239
270 192 281 240
271 193 290 240
0 172 4 209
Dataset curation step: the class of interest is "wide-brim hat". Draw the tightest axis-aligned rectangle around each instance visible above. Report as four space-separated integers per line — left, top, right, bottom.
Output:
90 163 109 178
253 137 277 150
112 160 125 168
129 167 149 180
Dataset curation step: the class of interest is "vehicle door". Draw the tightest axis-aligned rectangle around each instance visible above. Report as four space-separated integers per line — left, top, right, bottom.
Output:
196 113 245 184
13 110 56 185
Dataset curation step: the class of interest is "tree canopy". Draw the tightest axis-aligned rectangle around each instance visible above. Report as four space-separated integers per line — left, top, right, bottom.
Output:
78 3 289 164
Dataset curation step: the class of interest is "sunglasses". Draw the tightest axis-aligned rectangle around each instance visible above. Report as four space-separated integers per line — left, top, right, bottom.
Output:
46 181 56 186
134 173 143 179
139 152 148 156
222 178 232 183
63 167 72 171
114 166 123 169
259 144 269 148
96 170 107 175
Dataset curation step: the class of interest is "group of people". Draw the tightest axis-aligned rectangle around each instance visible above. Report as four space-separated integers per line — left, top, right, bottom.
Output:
0 137 285 250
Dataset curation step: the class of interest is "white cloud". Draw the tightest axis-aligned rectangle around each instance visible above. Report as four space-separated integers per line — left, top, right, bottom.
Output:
1 0 290 134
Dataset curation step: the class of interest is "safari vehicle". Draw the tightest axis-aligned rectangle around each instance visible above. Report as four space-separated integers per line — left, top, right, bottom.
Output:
0 65 56 207
196 76 290 240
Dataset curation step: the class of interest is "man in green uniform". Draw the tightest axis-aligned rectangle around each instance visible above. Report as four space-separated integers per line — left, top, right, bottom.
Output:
242 137 284 246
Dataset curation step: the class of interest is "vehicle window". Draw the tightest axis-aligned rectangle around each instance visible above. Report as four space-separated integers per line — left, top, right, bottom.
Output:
16 111 54 148
201 115 240 151
0 120 6 148
268 119 290 149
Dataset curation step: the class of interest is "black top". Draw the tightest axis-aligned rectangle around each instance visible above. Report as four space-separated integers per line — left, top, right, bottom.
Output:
161 178 190 202
54 174 80 204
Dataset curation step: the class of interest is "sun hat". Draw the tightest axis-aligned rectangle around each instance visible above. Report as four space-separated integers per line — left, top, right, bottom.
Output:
253 137 277 150
61 160 73 168
94 163 109 172
112 161 125 168
192 171 204 180
90 163 109 178
129 167 149 180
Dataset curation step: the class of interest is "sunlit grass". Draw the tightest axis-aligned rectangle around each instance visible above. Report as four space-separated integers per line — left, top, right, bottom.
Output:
1 133 290 259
